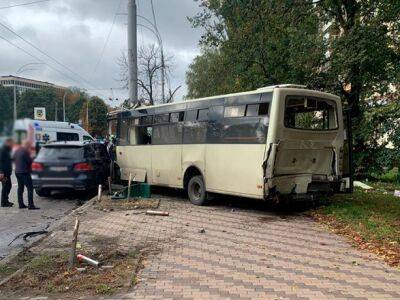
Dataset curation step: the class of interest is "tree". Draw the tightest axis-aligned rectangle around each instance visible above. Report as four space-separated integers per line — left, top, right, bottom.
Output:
317 0 400 118
66 93 87 124
118 43 181 105
17 88 60 121
187 0 326 98
86 96 108 138
0 86 13 133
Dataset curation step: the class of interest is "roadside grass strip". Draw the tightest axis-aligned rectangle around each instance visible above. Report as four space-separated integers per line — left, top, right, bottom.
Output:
313 188 400 267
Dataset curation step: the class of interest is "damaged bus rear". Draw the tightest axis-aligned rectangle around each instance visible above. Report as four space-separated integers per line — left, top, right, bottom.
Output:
264 87 347 201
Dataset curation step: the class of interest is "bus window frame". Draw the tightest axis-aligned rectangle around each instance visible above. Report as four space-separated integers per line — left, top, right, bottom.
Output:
284 96 339 132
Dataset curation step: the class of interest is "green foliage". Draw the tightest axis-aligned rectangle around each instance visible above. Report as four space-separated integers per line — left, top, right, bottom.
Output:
88 96 108 138
370 169 399 183
66 94 86 124
17 88 60 121
353 95 400 174
187 0 325 98
0 86 13 133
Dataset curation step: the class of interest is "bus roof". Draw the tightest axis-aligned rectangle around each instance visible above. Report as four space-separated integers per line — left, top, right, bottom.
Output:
108 84 339 117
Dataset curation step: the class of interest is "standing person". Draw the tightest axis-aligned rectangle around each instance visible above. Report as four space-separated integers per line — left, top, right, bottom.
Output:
14 140 39 210
0 138 14 207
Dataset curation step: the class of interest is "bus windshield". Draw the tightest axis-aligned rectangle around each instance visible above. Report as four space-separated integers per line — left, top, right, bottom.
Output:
284 96 338 130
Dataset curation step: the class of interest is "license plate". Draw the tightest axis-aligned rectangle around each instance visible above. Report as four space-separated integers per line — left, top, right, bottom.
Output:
49 166 68 172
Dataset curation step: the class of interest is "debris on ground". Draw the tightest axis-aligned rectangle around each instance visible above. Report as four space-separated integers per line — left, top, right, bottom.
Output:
0 248 144 298
199 228 206 234
77 254 100 267
95 195 159 211
354 181 373 190
145 210 169 216
394 190 400 197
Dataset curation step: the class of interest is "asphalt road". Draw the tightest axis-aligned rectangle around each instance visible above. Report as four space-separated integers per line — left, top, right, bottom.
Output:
0 174 93 261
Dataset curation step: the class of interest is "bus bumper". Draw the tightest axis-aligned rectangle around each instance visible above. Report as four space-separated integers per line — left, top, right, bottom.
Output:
266 174 346 196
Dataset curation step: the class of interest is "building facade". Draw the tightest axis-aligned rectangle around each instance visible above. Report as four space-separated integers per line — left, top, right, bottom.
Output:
0 75 67 94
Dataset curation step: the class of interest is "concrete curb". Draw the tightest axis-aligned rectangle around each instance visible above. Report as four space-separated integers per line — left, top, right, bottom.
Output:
0 196 97 286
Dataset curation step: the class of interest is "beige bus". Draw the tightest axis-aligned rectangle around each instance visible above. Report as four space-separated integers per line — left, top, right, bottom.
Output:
108 85 349 205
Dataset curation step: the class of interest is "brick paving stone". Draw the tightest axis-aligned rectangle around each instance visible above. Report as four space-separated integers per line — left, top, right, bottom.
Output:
28 193 400 299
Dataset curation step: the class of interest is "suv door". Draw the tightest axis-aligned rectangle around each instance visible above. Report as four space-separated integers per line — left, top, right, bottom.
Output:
93 144 111 180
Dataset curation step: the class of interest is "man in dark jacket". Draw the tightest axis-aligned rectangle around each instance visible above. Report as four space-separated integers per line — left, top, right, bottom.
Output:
14 140 39 210
0 138 14 207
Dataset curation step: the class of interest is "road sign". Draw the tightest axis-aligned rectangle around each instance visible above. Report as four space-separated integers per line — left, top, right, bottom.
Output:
34 107 46 120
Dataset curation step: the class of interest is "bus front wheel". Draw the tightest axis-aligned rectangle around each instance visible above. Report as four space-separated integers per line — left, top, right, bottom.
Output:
188 175 207 206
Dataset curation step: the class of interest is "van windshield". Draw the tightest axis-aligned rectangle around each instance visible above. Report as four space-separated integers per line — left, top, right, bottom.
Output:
284 96 338 130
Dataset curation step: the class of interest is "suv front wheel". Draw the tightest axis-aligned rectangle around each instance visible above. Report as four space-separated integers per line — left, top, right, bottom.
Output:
187 175 207 206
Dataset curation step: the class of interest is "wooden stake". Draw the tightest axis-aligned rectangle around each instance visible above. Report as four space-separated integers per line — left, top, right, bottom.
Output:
108 176 112 195
69 217 80 269
97 184 102 201
127 173 132 200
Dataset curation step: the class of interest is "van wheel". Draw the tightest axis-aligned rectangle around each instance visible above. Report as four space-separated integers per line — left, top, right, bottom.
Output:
187 175 207 206
35 189 51 197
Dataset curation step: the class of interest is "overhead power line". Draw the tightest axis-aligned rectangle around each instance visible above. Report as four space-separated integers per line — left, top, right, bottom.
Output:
0 21 99 90
0 0 52 10
92 0 123 76
0 33 83 86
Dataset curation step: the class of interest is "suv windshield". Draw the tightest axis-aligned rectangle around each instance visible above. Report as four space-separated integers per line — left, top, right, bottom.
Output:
37 146 83 160
284 96 338 130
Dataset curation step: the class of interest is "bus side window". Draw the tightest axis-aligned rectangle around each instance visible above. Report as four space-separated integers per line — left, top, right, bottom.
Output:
170 112 184 123
137 126 152 145
185 110 198 122
118 119 129 145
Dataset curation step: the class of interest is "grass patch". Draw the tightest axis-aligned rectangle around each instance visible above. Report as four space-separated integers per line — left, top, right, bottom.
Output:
313 188 400 266
0 248 143 298
0 264 17 278
0 250 35 282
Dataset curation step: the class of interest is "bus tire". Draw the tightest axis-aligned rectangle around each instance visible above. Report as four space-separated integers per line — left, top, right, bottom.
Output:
188 175 207 206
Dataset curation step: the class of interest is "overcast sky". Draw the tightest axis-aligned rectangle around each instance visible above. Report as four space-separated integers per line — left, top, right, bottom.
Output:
0 0 204 106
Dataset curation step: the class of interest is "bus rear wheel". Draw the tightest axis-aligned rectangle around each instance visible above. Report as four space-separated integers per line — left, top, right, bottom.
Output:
188 175 207 206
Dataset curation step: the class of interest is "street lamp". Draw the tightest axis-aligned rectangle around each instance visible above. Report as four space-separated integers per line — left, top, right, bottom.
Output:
13 62 45 121
16 62 45 75
62 90 70 122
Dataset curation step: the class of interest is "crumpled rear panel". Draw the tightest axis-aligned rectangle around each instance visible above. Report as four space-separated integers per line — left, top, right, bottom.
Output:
274 145 333 176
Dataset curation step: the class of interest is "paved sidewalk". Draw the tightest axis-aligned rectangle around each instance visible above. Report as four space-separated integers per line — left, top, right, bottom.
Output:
28 193 400 299
0 175 78 260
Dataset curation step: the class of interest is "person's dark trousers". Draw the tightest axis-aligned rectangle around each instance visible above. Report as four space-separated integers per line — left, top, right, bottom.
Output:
16 173 34 208
1 176 12 206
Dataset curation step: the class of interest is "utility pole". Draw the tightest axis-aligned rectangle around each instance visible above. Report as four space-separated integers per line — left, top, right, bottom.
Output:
128 0 138 105
13 83 17 121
